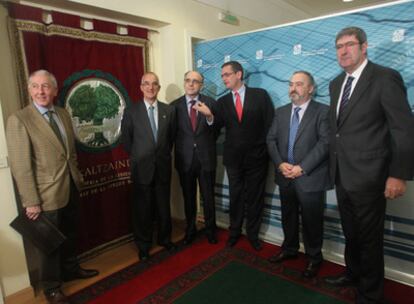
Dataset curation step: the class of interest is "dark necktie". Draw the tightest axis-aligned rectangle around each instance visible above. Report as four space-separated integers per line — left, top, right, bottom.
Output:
46 110 64 146
287 107 301 164
338 76 354 118
190 100 197 131
148 105 157 142
234 91 243 122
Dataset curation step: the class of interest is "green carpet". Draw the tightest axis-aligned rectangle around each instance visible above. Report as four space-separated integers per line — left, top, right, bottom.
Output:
174 261 345 304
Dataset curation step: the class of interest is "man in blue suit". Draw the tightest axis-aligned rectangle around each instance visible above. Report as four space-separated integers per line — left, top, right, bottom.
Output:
266 71 330 278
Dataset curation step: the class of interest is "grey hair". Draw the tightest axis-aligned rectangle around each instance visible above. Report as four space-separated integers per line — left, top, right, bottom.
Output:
28 70 58 88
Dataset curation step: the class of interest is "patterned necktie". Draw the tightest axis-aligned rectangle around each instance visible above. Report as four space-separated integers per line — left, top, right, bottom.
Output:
338 76 354 118
148 105 157 142
190 100 197 131
234 91 243 122
287 107 301 164
46 110 64 146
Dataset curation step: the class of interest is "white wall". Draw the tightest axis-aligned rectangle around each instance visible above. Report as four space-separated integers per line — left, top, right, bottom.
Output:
0 0 269 298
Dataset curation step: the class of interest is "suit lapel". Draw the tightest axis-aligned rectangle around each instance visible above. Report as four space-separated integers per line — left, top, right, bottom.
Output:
138 102 156 144
281 104 292 148
337 61 373 129
29 104 67 155
295 100 316 143
240 87 252 124
157 102 168 143
224 91 239 123
331 74 345 113
178 97 192 131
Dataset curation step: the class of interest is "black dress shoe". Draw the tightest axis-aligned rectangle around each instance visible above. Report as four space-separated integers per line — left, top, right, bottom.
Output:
162 242 177 252
226 237 239 247
207 235 218 244
63 267 99 281
268 252 298 263
139 250 150 261
183 235 195 245
45 289 70 304
249 239 263 251
324 273 355 287
302 261 322 278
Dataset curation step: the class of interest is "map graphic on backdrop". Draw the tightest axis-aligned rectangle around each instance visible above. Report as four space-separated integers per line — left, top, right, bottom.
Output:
195 0 414 284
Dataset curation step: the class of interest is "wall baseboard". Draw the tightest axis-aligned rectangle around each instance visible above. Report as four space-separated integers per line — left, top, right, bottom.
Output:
4 287 35 304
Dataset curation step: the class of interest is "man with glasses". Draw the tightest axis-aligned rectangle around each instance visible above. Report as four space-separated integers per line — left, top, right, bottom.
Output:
266 71 330 279
7 70 98 304
172 71 218 245
121 72 177 261
195 61 274 251
324 27 414 303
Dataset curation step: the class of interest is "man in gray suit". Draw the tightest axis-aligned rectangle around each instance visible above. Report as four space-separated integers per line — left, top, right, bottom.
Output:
266 71 330 278
121 72 176 261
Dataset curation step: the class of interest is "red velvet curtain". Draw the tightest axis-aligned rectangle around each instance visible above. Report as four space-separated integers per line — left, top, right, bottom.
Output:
9 2 148 253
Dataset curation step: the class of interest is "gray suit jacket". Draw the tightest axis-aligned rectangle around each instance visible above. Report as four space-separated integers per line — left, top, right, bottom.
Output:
266 100 331 192
121 100 176 185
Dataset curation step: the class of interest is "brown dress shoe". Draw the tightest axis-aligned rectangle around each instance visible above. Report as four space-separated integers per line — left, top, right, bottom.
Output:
45 289 70 304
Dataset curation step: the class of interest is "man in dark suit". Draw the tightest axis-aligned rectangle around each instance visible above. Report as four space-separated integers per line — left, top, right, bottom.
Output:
121 72 177 261
7 70 98 304
266 71 330 278
195 61 274 251
324 27 414 303
172 71 218 245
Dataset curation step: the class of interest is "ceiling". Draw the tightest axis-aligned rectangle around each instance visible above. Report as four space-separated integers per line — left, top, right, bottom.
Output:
195 0 403 26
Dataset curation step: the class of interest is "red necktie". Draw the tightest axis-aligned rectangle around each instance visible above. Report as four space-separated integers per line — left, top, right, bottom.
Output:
234 91 243 122
190 100 197 131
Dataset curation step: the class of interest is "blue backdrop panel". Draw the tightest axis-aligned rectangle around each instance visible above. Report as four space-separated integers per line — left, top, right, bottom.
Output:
194 0 414 284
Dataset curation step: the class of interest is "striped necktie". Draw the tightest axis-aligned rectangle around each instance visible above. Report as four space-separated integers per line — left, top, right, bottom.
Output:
338 76 354 120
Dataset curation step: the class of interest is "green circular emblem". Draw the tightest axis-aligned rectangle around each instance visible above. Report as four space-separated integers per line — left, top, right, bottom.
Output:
60 70 130 152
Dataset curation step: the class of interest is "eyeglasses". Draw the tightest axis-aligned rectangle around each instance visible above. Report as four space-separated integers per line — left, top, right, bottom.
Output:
335 41 361 50
29 83 53 90
184 79 203 85
221 72 235 78
141 81 159 87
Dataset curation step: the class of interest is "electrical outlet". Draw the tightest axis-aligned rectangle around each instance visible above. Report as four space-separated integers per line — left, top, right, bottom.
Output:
0 156 9 169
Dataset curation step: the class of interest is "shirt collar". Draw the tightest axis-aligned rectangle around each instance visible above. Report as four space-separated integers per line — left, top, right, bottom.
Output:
186 95 199 104
292 98 311 112
33 102 55 116
347 58 368 79
144 99 158 110
232 84 246 96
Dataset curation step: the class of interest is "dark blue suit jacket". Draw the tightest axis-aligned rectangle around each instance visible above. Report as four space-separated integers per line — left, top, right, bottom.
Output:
172 94 217 172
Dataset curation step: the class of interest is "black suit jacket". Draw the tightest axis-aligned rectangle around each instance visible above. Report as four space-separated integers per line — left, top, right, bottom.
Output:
121 100 176 185
172 94 217 172
329 61 414 191
267 100 331 192
213 86 274 168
